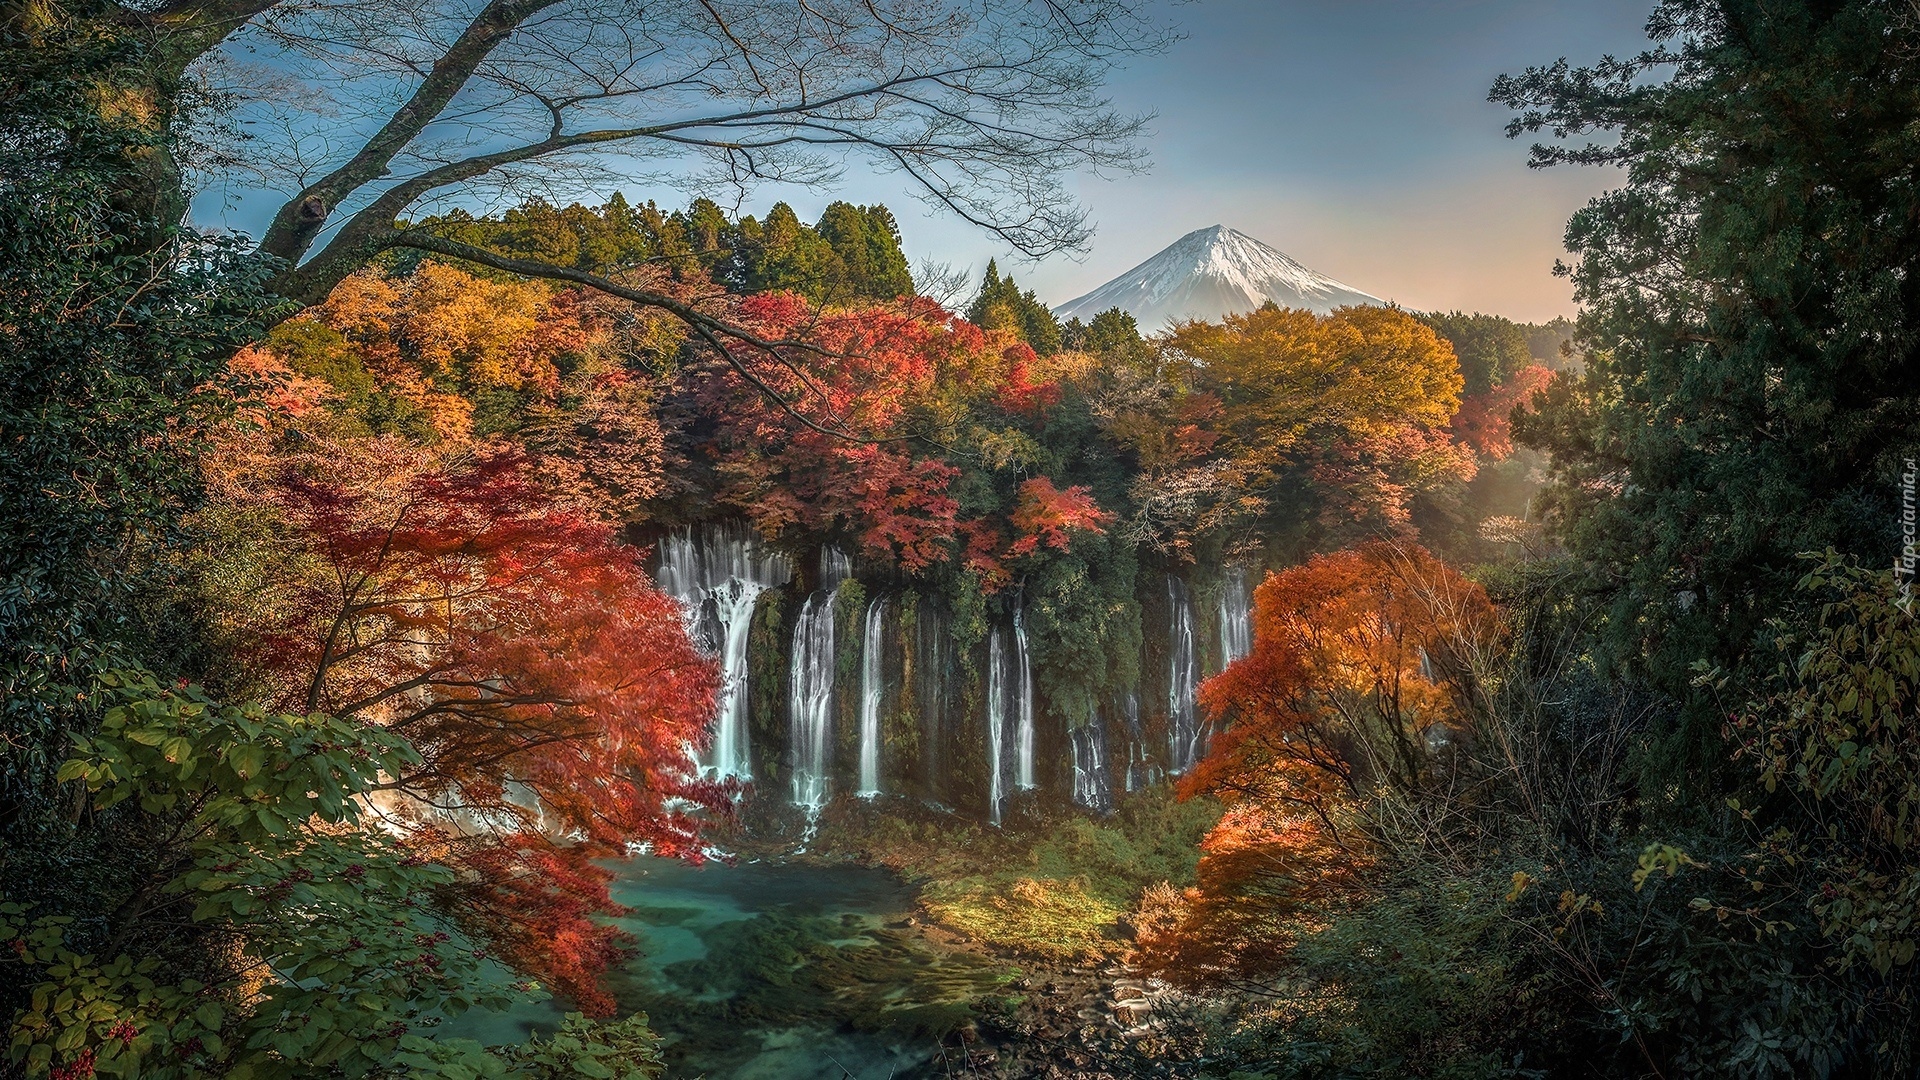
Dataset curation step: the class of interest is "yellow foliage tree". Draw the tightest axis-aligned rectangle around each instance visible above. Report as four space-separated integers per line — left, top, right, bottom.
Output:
1166 304 1472 539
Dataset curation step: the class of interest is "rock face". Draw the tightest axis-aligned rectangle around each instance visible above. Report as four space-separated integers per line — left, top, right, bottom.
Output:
1054 224 1382 329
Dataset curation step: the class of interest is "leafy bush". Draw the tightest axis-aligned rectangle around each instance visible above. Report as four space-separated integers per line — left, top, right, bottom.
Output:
1 673 664 1079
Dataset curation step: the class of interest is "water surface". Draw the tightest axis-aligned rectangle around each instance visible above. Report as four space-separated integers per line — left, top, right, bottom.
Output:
451 857 1015 1079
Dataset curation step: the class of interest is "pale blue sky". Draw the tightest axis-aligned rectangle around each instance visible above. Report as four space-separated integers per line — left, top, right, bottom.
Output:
196 0 1657 323
868 0 1658 323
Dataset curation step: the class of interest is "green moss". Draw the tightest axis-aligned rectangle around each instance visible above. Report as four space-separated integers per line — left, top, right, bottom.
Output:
746 587 790 784
624 905 703 926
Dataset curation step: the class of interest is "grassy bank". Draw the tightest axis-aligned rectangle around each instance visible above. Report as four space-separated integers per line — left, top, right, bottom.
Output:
807 787 1222 961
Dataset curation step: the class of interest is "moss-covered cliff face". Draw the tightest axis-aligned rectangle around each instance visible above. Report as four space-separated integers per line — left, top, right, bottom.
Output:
745 587 791 788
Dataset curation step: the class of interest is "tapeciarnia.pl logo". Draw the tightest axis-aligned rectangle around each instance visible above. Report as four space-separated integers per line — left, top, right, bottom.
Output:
1899 458 1917 615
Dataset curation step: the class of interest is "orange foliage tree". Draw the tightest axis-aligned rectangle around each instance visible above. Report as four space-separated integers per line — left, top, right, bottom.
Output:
1136 542 1501 988
1008 477 1115 556
222 435 722 1013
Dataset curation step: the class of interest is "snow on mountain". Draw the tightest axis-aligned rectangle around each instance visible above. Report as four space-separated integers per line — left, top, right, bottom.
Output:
1053 225 1382 329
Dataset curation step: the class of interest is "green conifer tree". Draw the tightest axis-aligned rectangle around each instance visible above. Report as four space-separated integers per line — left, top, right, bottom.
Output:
1500 0 1920 776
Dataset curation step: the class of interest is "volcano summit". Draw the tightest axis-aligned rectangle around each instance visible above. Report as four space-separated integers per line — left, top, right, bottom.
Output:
1055 225 1382 328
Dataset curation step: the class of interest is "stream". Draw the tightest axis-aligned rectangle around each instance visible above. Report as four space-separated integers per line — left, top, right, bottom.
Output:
448 857 1018 1079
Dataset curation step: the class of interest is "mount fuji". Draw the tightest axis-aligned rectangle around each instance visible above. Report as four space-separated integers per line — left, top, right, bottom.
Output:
1054 225 1383 329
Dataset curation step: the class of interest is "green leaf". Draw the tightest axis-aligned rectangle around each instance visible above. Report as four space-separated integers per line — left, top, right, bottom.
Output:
228 743 265 779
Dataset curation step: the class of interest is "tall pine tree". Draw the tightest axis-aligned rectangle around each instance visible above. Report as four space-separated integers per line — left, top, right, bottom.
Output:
968 260 1064 354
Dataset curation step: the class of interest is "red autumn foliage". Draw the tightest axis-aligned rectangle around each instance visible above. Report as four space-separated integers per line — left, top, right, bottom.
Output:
689 298 1010 567
1136 543 1499 990
1132 802 1372 990
1170 391 1224 461
958 519 1014 591
997 343 1062 416
1008 477 1115 557
456 838 632 1017
1450 363 1553 459
1306 424 1478 535
231 436 722 1010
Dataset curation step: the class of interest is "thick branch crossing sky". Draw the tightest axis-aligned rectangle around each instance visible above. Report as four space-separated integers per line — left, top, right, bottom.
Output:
195 0 1655 322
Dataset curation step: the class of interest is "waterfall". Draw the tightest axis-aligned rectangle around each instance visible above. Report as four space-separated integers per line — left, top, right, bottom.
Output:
1118 691 1155 793
1218 564 1253 669
857 597 887 797
1071 713 1114 814
1167 576 1202 773
789 550 850 811
1012 607 1035 791
987 627 1008 824
656 523 792 780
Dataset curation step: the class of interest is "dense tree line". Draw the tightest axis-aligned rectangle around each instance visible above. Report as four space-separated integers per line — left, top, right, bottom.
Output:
407 197 915 306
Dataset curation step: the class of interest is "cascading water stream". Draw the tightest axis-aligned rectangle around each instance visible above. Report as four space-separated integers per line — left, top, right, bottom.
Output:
1072 712 1114 814
986 628 1007 824
656 523 792 780
914 607 954 803
1119 691 1155 793
790 549 850 812
1167 576 1201 773
857 597 887 798
1218 564 1253 669
1013 608 1035 791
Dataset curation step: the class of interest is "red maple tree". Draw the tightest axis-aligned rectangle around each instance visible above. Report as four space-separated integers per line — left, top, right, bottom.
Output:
686 296 993 567
1008 477 1115 556
233 436 722 1012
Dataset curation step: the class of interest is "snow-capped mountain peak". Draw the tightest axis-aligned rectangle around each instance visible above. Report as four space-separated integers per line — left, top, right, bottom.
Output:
1054 225 1381 329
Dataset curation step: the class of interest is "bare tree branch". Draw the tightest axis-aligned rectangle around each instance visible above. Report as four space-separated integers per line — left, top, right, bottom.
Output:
170 0 1171 302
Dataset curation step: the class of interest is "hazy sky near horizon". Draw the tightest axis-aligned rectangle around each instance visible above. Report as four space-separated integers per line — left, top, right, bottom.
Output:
195 0 1659 323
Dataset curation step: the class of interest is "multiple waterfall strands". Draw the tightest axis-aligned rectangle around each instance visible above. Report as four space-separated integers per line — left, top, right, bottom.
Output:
656 523 793 781
1072 713 1116 815
790 549 851 813
915 606 955 805
1217 564 1254 669
1166 576 1203 773
1119 691 1158 793
1013 607 1036 791
858 597 888 798
987 628 1008 824
662 530 1238 820
984 608 1036 825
